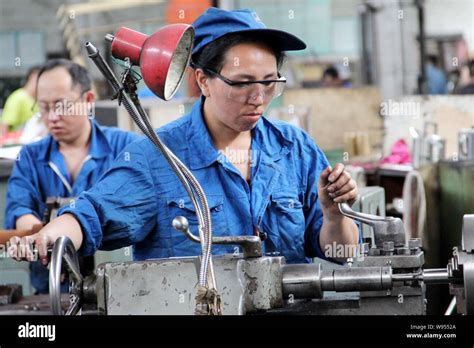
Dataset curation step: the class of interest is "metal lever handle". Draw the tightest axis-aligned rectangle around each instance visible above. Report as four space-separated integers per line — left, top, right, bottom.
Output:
172 216 262 258
338 202 394 224
338 203 406 248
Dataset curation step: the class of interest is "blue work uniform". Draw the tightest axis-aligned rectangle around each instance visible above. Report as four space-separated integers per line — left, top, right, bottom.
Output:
426 64 447 95
5 120 138 293
59 98 360 264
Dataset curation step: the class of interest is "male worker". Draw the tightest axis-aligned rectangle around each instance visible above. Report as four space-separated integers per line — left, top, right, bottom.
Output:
10 8 360 270
5 59 138 294
1 66 41 132
322 66 351 88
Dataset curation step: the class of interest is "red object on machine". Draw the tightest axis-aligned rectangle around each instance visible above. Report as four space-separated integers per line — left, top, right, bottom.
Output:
110 24 194 100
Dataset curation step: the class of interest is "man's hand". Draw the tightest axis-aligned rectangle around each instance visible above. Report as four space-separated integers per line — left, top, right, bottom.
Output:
8 232 53 266
8 214 84 265
318 163 358 218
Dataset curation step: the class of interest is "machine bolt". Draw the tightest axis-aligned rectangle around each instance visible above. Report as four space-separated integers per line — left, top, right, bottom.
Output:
409 238 422 254
382 241 395 255
361 243 370 256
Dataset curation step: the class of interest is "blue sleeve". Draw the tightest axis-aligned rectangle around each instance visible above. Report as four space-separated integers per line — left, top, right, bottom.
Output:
301 136 361 261
58 139 158 256
4 147 42 229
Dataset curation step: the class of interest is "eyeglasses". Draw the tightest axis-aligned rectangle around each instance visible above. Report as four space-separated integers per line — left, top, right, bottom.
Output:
204 68 286 103
37 93 87 118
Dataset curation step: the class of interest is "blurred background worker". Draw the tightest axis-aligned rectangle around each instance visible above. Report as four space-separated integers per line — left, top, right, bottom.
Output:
322 65 352 88
426 54 448 95
322 66 343 88
458 59 474 94
1 66 41 133
4 59 139 294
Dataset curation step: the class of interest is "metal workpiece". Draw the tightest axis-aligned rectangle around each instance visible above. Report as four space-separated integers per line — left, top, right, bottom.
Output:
323 267 392 292
282 264 392 299
419 268 451 284
281 263 322 299
391 268 451 284
173 216 262 258
338 203 406 247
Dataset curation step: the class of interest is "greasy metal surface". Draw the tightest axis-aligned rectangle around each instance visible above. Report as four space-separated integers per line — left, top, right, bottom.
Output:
101 255 284 315
240 256 284 312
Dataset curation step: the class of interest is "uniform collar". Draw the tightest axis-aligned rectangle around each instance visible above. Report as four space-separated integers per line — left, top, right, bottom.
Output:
187 98 220 170
187 98 294 169
252 115 293 162
38 119 112 162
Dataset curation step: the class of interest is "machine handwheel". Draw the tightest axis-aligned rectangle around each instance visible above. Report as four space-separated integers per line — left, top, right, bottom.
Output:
49 236 83 315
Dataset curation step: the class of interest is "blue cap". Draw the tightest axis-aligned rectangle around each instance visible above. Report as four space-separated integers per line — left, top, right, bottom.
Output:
192 7 306 56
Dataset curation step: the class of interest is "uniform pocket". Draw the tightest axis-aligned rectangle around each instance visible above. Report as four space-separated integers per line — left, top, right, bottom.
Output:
263 192 305 259
166 195 226 247
270 192 304 226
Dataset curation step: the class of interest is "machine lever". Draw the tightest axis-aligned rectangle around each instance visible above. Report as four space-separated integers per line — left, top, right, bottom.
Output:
338 203 406 247
172 216 262 258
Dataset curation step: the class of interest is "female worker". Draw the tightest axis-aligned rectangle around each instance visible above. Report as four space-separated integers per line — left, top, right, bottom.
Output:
9 7 360 266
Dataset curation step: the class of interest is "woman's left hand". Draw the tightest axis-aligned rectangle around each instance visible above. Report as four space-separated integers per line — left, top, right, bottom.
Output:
318 163 358 218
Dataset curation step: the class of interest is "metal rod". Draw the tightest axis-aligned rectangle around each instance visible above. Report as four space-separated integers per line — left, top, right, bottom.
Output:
420 268 450 284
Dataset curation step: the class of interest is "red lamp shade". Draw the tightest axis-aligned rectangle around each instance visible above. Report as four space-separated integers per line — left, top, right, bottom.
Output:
109 24 194 100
